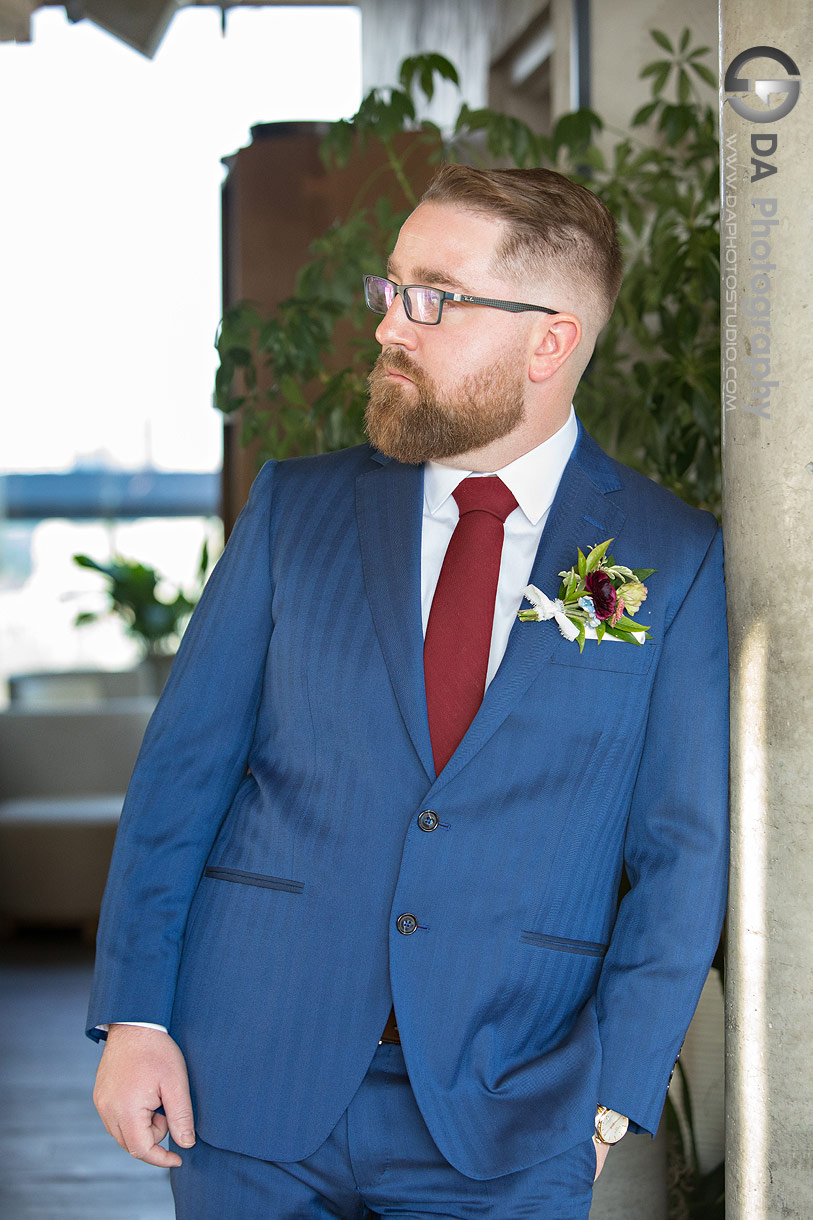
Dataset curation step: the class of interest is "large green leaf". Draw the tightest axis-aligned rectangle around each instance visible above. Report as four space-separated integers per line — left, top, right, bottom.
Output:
585 539 613 574
399 52 459 101
650 28 674 52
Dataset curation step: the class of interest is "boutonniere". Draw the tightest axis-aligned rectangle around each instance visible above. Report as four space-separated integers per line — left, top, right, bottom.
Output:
518 539 655 653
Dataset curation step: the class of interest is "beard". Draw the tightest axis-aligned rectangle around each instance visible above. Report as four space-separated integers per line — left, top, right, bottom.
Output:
365 347 526 465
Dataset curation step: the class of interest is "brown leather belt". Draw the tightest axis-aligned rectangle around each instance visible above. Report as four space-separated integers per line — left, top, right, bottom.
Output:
379 1006 400 1044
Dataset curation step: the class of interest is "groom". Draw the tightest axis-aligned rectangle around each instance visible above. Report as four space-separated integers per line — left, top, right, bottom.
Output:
89 164 728 1219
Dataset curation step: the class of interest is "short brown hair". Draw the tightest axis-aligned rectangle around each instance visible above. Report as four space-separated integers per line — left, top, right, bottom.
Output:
420 164 623 324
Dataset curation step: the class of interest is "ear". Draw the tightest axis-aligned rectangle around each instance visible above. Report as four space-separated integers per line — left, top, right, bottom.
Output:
528 314 582 383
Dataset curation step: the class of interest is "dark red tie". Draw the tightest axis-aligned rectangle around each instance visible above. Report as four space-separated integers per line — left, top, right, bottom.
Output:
424 476 518 774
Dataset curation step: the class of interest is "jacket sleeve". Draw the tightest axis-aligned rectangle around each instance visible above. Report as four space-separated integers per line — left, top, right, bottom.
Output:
86 460 277 1039
595 523 729 1134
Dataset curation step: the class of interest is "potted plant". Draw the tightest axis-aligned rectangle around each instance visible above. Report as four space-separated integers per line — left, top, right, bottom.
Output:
72 545 208 693
215 33 721 513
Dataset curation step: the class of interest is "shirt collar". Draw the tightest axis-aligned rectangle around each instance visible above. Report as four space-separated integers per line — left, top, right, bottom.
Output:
423 406 578 526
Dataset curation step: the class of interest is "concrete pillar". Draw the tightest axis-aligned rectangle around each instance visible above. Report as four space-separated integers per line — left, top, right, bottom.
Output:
720 6 813 1218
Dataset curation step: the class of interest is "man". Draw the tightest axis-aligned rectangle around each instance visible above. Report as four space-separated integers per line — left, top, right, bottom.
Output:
89 165 728 1219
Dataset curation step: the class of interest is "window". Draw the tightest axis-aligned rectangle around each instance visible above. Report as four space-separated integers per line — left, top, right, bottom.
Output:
0 5 362 702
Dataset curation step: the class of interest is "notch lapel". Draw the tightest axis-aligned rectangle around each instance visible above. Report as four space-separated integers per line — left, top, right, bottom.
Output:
426 430 627 794
356 457 436 782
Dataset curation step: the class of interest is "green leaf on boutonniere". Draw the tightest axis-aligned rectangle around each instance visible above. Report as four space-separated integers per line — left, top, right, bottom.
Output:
585 539 613 574
633 568 656 580
596 621 607 643
604 564 635 581
614 613 651 633
577 548 587 580
575 619 586 653
604 624 645 644
558 568 580 601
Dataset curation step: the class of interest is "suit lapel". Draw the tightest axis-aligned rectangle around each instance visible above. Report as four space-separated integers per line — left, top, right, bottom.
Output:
356 430 629 795
426 428 627 794
356 456 436 782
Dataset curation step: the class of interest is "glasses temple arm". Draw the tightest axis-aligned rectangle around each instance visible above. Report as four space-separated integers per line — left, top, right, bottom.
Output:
450 293 558 315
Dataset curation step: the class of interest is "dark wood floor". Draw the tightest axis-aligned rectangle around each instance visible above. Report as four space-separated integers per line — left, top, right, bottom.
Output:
0 932 174 1220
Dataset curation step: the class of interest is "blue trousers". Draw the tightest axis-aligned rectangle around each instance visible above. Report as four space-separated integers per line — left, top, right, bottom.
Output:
170 1043 596 1219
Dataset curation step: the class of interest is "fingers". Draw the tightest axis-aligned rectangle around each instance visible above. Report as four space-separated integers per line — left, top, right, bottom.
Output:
93 1026 194 1168
161 1076 197 1151
114 1116 184 1168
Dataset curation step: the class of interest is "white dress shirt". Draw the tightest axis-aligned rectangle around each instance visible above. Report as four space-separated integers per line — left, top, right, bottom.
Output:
421 406 578 687
106 408 578 1035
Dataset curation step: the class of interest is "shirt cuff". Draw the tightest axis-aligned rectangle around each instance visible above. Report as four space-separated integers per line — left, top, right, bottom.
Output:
95 1022 169 1034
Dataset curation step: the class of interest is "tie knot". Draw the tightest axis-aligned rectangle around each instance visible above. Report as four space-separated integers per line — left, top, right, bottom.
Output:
453 476 518 524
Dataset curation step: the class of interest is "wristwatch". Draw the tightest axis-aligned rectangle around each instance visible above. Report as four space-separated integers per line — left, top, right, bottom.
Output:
594 1104 629 1144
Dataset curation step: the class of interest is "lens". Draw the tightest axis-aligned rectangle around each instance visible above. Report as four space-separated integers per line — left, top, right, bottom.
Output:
364 276 395 314
405 286 441 323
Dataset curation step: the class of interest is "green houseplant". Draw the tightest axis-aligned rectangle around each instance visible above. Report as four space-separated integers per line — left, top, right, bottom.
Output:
215 30 720 514
72 546 209 689
72 553 199 655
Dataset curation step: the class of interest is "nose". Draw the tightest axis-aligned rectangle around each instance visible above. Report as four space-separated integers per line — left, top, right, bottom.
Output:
374 294 418 350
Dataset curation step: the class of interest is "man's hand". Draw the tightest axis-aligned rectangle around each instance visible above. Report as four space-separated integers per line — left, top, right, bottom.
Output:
93 1024 195 1168
593 1137 611 1181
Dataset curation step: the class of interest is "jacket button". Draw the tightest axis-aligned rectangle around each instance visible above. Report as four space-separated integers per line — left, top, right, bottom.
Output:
396 913 418 935
417 809 439 832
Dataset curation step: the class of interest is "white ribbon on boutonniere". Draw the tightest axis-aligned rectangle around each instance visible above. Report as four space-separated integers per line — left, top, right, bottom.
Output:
520 587 581 642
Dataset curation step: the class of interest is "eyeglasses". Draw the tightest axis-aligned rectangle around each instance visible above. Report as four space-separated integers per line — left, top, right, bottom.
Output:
363 274 559 326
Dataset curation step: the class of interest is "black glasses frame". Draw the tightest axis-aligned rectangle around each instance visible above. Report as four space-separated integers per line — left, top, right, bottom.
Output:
363 275 559 326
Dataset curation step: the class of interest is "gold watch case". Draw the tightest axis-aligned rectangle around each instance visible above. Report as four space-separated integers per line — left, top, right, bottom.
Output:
594 1104 629 1145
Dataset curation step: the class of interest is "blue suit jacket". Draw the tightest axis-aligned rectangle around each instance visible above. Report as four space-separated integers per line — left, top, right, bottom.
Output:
87 424 729 1180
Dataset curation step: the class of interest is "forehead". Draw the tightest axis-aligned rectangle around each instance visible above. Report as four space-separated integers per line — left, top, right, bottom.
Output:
388 203 508 288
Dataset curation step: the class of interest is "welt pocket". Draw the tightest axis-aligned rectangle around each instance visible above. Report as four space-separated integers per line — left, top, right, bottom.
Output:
204 866 304 894
520 930 608 958
549 638 656 676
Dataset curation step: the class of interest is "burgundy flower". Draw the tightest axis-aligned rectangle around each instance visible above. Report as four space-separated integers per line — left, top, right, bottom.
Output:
584 570 618 621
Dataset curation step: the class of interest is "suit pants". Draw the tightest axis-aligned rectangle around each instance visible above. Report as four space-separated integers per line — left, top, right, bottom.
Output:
170 1043 596 1219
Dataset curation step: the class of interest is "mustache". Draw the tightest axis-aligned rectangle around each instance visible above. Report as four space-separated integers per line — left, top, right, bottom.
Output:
369 349 423 383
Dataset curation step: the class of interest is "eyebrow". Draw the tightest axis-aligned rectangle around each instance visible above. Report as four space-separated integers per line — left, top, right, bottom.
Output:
385 259 468 292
